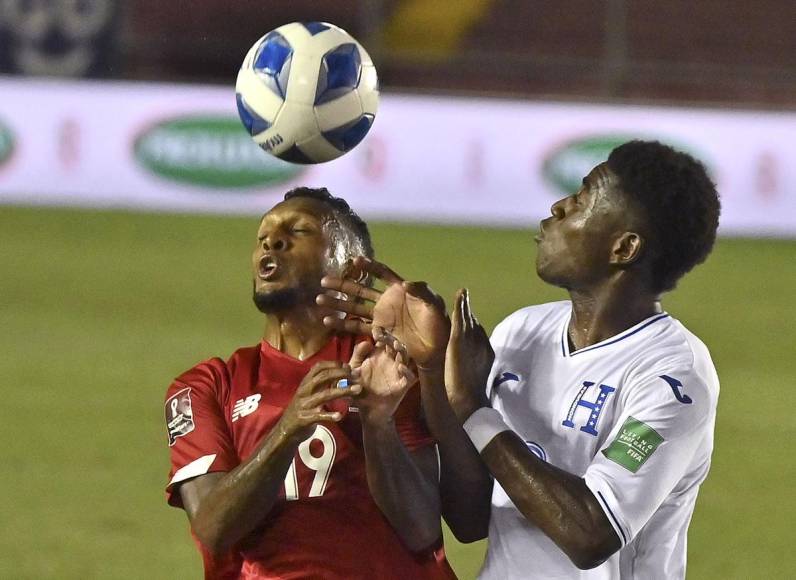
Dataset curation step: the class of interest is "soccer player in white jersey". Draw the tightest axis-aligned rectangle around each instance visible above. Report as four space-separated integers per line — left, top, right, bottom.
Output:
318 140 722 579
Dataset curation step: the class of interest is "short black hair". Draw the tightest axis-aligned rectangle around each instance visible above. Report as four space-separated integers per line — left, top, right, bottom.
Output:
282 186 374 258
607 140 720 293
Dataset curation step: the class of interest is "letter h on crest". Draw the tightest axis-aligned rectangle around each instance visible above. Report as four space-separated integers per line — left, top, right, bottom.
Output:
562 381 616 436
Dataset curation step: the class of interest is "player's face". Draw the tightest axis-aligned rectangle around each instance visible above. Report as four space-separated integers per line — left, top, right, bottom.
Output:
252 198 336 312
535 163 629 289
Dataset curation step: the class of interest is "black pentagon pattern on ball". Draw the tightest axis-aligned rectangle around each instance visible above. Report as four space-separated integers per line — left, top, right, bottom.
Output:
314 43 362 106
275 144 314 164
252 31 293 99
236 93 271 136
301 21 330 35
322 114 374 152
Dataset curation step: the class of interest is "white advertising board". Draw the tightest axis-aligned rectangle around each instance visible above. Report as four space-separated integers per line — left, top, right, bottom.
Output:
0 76 794 236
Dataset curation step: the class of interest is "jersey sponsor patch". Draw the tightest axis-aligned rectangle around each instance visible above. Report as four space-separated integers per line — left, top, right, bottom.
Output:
232 394 261 422
166 387 195 446
602 416 663 473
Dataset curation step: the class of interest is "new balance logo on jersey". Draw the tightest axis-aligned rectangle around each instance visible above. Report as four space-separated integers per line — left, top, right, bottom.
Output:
232 394 261 422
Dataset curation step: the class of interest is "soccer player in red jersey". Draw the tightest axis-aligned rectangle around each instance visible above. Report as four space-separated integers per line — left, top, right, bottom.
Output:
164 187 456 579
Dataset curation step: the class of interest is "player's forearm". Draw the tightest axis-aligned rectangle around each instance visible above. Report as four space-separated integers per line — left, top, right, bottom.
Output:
189 428 301 553
481 430 621 569
419 366 492 543
360 415 442 552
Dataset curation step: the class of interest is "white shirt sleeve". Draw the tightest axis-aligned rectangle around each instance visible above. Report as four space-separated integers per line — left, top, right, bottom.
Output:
583 367 717 546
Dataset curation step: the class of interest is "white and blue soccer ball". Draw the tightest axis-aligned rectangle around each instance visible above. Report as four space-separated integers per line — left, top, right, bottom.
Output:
235 22 379 164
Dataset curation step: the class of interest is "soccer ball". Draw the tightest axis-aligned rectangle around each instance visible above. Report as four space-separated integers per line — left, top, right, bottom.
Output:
235 22 379 164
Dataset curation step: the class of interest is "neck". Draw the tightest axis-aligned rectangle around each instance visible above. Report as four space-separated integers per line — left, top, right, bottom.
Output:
567 276 661 352
262 304 334 361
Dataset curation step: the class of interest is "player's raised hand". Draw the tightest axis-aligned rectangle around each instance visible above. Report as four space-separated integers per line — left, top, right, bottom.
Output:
445 289 494 424
318 256 451 367
348 331 418 421
316 256 402 336
276 361 361 442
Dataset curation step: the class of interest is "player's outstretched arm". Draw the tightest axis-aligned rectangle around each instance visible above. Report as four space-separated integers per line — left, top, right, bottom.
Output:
178 362 359 554
426 288 496 542
320 259 494 543
449 295 621 569
480 433 621 569
350 335 443 552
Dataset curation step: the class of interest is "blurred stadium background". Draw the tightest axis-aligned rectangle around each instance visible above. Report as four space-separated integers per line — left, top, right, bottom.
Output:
1 1 794 578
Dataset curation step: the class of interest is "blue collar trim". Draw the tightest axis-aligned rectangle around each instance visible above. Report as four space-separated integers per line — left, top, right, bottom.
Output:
561 312 670 358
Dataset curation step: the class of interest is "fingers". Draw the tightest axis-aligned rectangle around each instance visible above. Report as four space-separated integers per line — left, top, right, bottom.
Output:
397 362 417 386
393 343 407 365
291 364 360 426
446 289 494 362
372 325 387 345
372 328 417 385
349 340 375 369
321 276 382 303
301 363 351 394
459 287 473 327
373 327 402 355
341 259 368 284
303 382 362 409
353 256 405 285
403 281 446 311
322 316 373 336
462 290 489 339
453 287 482 331
450 288 466 338
316 293 374 319
300 411 346 423
450 287 490 348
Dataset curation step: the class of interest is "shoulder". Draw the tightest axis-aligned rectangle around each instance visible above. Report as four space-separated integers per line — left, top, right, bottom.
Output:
670 319 719 397
169 357 227 393
622 317 719 434
491 300 570 345
225 343 263 375
629 316 719 397
166 344 260 400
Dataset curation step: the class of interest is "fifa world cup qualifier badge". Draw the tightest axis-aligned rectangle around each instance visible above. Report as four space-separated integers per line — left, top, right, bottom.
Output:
165 388 195 446
602 416 664 473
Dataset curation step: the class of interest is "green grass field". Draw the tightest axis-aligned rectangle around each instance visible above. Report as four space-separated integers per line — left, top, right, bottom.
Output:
1 206 794 579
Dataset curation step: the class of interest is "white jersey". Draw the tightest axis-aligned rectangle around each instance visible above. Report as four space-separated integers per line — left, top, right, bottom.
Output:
480 301 719 580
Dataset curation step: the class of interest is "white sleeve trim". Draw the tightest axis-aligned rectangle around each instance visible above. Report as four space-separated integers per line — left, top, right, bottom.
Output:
169 453 218 486
584 472 630 547
463 407 511 453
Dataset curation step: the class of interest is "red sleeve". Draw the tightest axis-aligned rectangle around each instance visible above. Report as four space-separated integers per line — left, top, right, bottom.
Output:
164 359 239 508
393 384 435 452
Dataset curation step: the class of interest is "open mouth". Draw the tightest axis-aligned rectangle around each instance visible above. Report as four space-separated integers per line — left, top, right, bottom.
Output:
258 256 280 280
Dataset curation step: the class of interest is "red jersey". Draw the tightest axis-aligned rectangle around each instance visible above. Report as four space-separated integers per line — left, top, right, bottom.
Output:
164 334 456 580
